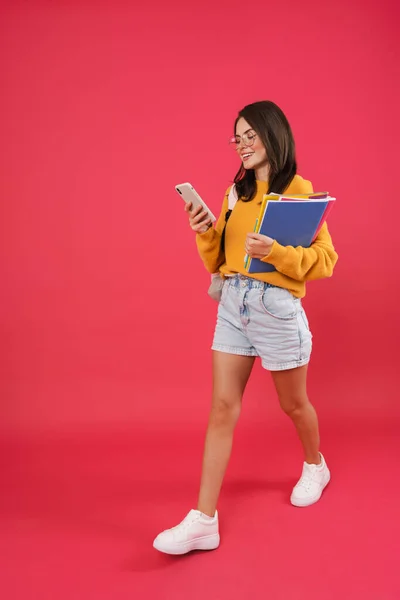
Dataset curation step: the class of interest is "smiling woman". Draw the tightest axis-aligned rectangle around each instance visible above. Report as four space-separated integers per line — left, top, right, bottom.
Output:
231 101 297 201
230 128 265 168
153 100 338 556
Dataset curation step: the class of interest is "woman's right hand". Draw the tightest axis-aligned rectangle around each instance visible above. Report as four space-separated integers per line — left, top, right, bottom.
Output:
185 202 213 233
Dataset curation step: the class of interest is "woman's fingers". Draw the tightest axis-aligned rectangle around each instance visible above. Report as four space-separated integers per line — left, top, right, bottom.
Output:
191 209 209 225
186 203 202 217
192 218 212 233
185 203 211 233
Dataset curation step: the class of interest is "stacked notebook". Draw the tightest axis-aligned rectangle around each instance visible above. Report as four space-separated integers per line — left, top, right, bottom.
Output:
245 192 336 274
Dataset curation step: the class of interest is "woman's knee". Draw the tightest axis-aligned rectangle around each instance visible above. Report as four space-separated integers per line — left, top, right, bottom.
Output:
209 392 242 427
279 393 309 418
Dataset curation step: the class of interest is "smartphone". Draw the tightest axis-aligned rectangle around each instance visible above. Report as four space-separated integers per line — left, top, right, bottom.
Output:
175 182 216 223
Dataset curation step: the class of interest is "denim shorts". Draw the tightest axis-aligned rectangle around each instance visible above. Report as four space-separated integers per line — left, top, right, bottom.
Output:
212 275 312 371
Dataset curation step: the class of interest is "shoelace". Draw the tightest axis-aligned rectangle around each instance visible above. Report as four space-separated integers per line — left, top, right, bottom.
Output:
297 465 318 491
173 513 200 533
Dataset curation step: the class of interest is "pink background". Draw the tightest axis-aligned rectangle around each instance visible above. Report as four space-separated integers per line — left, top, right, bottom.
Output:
2 0 399 434
1 1 399 598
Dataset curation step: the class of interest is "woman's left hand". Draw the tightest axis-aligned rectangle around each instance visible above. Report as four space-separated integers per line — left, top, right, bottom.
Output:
245 233 275 259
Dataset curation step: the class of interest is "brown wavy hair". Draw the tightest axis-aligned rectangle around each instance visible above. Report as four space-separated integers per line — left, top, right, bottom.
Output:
233 101 297 202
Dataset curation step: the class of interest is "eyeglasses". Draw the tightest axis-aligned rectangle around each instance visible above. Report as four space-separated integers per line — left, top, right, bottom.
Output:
229 130 258 150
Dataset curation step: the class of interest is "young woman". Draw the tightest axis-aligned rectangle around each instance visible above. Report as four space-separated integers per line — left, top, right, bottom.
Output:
153 100 338 555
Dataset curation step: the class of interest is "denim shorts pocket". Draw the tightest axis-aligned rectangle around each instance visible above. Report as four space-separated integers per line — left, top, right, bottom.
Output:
300 309 310 331
259 287 298 320
219 280 229 306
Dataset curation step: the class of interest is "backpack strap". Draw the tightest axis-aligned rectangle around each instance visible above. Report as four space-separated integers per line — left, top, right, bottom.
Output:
228 184 238 210
221 184 238 252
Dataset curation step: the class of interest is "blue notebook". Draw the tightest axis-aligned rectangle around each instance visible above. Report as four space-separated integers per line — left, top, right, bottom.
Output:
246 197 335 274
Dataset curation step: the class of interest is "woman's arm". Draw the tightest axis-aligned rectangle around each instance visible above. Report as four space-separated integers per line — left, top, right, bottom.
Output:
195 189 230 273
261 222 338 281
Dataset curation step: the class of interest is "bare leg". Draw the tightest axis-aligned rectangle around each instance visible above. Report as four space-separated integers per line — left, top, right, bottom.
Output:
271 365 320 465
197 351 255 516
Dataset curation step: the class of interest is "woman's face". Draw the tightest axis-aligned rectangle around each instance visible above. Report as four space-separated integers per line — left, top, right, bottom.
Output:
235 117 268 171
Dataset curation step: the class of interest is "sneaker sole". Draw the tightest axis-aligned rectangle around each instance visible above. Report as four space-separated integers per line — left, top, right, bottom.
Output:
153 533 220 555
290 473 331 508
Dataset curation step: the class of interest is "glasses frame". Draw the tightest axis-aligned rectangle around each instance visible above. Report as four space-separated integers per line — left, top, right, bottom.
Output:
228 130 258 150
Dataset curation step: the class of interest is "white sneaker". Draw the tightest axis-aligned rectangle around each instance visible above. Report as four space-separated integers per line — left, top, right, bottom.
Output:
153 509 220 555
290 453 331 507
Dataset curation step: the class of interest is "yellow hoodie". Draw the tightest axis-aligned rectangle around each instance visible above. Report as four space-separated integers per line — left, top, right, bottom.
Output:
196 175 338 298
